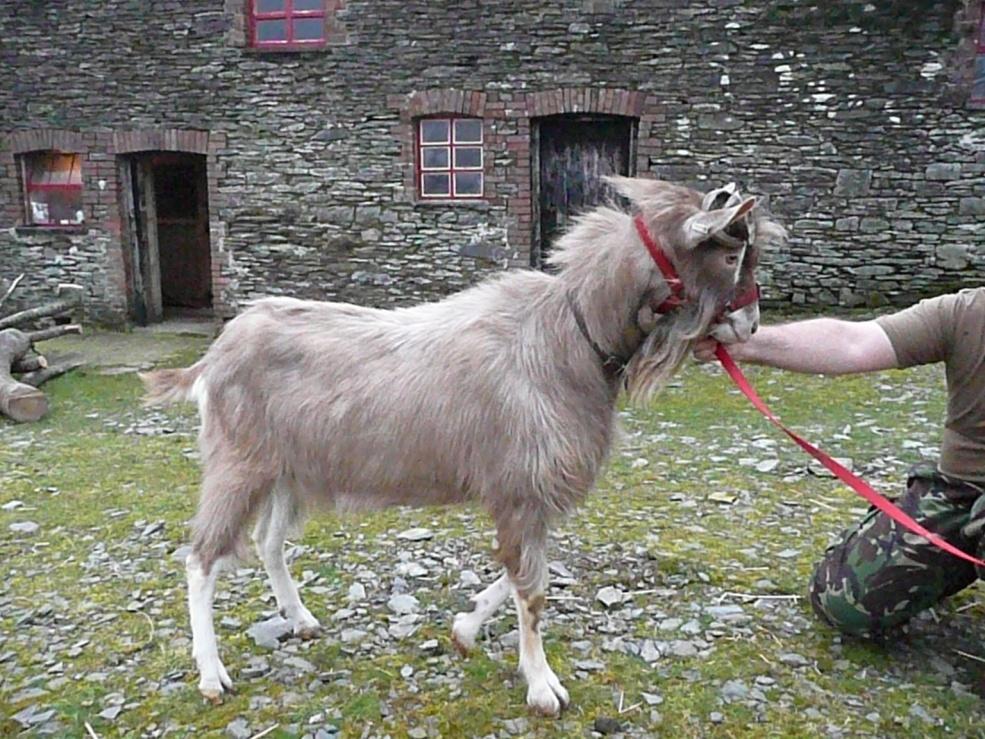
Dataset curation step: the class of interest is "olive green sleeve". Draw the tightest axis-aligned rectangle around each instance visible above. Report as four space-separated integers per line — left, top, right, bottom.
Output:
874 294 958 368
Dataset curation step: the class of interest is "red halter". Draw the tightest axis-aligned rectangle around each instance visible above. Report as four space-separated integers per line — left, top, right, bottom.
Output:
633 214 685 314
634 213 760 317
726 283 761 312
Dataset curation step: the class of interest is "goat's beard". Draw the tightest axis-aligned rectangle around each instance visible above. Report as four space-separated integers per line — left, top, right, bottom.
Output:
622 290 721 405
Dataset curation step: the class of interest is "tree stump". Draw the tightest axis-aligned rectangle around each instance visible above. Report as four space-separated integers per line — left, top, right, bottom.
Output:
0 329 48 422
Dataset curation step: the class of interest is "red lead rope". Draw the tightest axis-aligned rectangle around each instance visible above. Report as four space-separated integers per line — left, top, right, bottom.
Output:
714 343 985 569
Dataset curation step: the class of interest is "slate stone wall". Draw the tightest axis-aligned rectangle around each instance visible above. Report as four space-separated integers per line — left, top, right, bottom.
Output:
1 0 982 325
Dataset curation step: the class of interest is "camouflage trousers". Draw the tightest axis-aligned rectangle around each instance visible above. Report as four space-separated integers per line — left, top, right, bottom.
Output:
808 464 985 637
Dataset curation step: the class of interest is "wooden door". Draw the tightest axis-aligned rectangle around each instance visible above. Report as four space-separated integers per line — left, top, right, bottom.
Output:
533 115 635 269
134 158 163 324
152 154 211 310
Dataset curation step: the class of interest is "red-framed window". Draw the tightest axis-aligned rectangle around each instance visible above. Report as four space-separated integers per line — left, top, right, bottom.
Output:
417 118 484 199
21 152 84 227
250 0 326 48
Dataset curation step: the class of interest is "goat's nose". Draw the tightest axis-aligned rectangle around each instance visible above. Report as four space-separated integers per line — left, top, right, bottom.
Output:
751 322 759 335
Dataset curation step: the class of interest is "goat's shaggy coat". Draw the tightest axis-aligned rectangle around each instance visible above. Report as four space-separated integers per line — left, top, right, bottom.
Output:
142 176 784 715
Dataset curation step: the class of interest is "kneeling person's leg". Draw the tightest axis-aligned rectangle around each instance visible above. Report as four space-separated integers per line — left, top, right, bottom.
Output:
809 466 980 636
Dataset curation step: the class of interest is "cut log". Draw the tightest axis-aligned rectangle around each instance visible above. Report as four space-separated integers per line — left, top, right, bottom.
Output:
12 353 48 373
26 324 82 343
21 355 85 388
0 328 48 422
0 293 83 330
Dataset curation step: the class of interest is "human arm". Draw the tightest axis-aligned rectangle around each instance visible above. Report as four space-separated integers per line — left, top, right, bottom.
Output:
693 318 899 375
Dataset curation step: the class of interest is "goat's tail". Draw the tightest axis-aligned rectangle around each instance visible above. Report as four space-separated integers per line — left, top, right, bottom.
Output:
139 363 205 407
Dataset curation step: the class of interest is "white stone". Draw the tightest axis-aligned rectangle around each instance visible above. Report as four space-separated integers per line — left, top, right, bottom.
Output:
387 594 420 615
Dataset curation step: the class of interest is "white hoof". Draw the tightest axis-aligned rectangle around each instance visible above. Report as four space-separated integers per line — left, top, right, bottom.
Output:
198 656 233 703
451 612 478 655
288 606 322 640
524 668 569 717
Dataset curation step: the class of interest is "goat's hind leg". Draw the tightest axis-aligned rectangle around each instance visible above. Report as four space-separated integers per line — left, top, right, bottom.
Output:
253 483 320 638
451 571 511 655
187 468 272 702
187 551 234 702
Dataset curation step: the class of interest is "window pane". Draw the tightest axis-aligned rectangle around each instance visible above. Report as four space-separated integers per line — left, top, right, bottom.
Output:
29 189 83 225
256 19 287 42
422 173 450 196
454 146 482 169
455 172 482 196
422 147 449 170
293 0 323 10
454 118 482 143
293 17 324 41
255 0 285 13
27 153 81 186
420 119 449 144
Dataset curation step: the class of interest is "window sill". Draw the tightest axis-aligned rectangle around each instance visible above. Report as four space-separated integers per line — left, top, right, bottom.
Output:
15 225 88 236
414 198 491 208
242 43 329 54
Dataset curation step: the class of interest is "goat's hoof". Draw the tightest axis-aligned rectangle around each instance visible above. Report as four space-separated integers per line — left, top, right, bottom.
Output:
526 675 570 717
294 624 321 641
526 689 562 718
287 607 321 640
450 615 476 656
198 658 234 705
199 684 225 705
450 630 473 657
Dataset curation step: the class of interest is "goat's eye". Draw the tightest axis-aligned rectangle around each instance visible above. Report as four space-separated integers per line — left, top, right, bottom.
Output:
725 254 740 267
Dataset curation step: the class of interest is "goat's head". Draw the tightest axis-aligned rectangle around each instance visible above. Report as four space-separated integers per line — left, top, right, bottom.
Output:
699 183 763 344
604 176 758 315
584 176 782 402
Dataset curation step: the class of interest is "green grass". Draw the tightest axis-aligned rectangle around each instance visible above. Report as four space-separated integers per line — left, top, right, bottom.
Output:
1 335 983 738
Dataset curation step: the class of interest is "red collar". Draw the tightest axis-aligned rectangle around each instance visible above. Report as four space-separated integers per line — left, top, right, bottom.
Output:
633 214 685 314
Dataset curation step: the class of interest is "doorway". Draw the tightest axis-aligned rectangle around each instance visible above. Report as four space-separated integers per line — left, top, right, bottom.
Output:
532 114 636 269
120 152 212 325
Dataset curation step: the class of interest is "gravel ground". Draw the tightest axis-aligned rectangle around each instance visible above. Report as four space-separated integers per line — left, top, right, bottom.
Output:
1 334 983 738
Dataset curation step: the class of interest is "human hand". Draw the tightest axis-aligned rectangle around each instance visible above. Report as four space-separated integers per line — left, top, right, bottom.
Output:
692 338 719 363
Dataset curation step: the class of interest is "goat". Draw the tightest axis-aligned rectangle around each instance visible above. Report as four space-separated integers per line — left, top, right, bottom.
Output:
141 176 784 715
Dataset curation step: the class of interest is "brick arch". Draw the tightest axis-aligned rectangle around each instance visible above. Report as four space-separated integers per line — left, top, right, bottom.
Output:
111 129 210 154
523 87 644 118
7 129 88 154
404 88 487 119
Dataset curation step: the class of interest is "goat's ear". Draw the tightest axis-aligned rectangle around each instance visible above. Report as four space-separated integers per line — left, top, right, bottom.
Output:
603 175 676 205
683 196 758 246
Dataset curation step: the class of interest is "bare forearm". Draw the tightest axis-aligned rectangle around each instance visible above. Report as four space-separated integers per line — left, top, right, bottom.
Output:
726 318 898 375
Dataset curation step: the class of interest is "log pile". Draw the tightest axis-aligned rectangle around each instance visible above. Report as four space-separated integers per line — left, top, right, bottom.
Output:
0 275 86 422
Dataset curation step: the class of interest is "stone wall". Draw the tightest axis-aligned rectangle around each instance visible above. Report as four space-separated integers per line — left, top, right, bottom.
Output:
1 0 982 324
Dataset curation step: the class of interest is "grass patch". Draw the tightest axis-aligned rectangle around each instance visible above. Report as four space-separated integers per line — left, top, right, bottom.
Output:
1 332 982 737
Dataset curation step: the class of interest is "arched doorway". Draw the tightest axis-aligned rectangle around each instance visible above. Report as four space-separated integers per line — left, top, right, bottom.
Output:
531 114 637 269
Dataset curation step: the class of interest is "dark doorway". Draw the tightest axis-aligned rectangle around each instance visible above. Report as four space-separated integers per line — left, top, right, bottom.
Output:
120 152 212 325
532 114 636 269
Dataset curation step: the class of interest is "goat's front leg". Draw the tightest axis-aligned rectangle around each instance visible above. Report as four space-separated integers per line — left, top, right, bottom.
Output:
187 553 233 702
497 513 569 716
451 572 511 654
513 583 568 716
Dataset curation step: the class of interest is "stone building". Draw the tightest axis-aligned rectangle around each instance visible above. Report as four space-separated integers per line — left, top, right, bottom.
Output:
1 0 983 326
